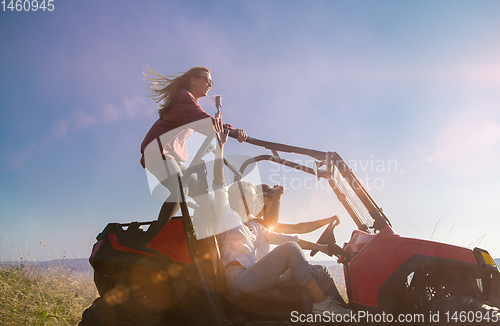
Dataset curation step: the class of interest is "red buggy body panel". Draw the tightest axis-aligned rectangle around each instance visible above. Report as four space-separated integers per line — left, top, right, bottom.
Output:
147 219 192 264
346 225 479 307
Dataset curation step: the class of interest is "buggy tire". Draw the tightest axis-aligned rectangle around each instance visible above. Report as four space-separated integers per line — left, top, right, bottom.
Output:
79 297 142 326
428 296 500 325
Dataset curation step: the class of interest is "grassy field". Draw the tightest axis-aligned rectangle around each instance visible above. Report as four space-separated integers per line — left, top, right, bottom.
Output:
0 260 348 325
0 263 98 326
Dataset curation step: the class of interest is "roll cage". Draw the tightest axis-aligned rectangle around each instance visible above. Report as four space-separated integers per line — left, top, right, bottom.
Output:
226 130 391 233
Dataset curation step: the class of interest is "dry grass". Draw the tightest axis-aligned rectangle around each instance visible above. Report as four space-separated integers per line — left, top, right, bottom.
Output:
331 267 348 303
334 278 348 303
0 263 98 326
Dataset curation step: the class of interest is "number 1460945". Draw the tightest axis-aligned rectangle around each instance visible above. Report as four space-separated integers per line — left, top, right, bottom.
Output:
2 0 54 11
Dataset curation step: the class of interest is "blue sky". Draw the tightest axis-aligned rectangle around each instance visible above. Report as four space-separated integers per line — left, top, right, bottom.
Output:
1 0 499 262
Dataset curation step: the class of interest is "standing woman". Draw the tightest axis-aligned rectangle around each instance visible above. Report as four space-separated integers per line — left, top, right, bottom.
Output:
141 66 247 221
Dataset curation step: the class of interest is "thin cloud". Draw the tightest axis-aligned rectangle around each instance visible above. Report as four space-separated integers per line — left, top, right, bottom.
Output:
6 145 36 170
73 109 97 132
103 103 120 122
7 95 155 169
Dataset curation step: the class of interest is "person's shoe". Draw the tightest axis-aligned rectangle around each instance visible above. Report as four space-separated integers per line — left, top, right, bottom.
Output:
312 297 351 315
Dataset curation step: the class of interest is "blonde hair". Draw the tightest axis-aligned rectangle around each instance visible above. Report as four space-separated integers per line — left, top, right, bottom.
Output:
144 66 210 118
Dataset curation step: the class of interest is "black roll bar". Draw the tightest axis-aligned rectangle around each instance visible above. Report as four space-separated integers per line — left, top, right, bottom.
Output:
229 131 327 161
228 130 391 231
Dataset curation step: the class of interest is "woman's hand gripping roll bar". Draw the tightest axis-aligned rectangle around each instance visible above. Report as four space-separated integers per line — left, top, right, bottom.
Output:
227 127 247 143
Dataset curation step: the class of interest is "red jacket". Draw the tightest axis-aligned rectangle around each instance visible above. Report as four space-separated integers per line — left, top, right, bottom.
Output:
140 89 232 168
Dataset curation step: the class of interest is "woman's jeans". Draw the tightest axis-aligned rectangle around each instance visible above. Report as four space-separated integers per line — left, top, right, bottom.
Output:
226 242 313 294
277 264 347 309
226 242 346 310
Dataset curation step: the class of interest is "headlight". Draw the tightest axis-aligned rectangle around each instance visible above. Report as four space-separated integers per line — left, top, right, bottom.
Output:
474 248 498 270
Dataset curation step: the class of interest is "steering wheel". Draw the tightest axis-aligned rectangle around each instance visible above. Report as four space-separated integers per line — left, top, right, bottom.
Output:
310 217 340 257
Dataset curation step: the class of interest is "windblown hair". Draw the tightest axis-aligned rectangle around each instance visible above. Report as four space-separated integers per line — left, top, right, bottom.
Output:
143 66 210 118
228 181 256 211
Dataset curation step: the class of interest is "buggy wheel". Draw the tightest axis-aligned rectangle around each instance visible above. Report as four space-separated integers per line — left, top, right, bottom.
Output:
79 297 142 326
428 296 500 325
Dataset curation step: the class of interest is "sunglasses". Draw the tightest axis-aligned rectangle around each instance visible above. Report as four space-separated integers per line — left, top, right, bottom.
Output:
196 75 213 86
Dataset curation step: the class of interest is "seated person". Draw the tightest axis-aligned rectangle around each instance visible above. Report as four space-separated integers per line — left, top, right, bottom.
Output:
254 184 339 233
252 184 341 257
250 184 346 308
213 129 350 315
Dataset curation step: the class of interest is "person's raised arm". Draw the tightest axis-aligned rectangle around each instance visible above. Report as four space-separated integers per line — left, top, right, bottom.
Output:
274 215 340 234
261 185 284 230
213 120 229 187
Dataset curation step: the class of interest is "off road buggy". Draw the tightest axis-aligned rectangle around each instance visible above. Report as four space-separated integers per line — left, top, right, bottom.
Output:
80 130 500 326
